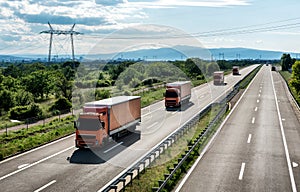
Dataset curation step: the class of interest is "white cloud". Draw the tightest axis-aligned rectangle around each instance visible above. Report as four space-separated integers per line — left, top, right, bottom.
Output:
0 0 253 55
95 0 128 6
124 0 251 8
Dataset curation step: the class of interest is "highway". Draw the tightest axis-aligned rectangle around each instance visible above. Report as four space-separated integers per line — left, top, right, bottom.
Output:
175 65 300 192
0 65 258 192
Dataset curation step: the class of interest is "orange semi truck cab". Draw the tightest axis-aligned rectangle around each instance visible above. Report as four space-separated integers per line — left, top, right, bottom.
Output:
75 96 141 148
164 81 191 108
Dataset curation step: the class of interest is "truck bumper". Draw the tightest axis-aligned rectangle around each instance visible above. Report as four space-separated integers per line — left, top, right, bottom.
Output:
75 139 99 148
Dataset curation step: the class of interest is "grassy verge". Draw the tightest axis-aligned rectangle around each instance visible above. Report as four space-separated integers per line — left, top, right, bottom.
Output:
0 116 74 160
125 104 225 192
279 71 300 106
136 87 165 108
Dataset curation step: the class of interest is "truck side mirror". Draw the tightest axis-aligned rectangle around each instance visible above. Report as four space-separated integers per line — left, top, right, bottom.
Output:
74 121 77 128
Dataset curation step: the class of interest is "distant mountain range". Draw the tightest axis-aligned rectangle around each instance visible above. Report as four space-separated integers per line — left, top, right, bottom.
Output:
1 46 299 62
107 46 298 60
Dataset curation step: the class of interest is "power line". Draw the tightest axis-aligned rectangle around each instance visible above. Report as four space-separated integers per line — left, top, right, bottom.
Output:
82 18 300 40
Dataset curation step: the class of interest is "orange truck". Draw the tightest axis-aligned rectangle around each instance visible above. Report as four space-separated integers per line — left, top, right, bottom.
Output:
164 81 191 108
74 96 141 148
232 66 240 75
213 71 225 85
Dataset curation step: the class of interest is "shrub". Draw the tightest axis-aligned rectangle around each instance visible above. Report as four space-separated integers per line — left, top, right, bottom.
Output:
50 97 72 112
95 89 111 100
9 104 44 120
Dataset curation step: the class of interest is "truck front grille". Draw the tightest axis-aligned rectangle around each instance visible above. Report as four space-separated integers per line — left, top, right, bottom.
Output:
78 134 96 140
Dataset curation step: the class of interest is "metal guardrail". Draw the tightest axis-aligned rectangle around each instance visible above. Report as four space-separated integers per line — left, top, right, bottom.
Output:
101 65 261 192
152 102 228 192
102 104 211 192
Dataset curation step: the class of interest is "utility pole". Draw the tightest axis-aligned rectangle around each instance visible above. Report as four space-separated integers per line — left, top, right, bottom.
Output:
40 22 82 62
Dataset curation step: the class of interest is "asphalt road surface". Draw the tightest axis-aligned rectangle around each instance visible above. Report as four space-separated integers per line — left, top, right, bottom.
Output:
0 65 259 192
175 65 300 192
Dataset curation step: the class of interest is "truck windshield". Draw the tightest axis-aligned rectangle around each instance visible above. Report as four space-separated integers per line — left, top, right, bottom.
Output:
165 91 178 98
77 118 102 131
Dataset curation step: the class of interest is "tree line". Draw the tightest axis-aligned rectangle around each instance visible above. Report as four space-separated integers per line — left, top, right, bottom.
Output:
0 61 79 120
0 58 256 120
281 54 300 98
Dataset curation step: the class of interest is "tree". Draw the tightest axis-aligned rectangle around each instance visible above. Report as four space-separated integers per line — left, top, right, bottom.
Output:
281 54 295 71
206 62 220 77
22 70 54 99
15 90 34 106
290 61 300 95
53 72 73 101
3 64 21 78
0 89 15 112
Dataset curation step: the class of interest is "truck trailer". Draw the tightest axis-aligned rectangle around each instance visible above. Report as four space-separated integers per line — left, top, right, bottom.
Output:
232 66 240 75
75 96 141 148
164 81 191 108
213 71 225 85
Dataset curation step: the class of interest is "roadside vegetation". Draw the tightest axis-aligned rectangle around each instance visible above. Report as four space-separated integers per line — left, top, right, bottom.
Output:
0 116 74 160
279 54 300 106
0 58 254 126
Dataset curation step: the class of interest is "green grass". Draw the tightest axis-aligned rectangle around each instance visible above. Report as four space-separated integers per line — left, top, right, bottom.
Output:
125 104 228 192
0 116 75 160
279 71 300 106
0 98 58 130
125 109 213 192
136 87 165 108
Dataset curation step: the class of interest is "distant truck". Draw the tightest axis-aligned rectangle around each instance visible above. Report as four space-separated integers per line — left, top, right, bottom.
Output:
271 66 276 71
213 71 225 85
74 96 141 148
164 81 191 108
232 66 240 75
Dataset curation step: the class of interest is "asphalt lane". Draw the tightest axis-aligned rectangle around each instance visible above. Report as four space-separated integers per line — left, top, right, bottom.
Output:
272 70 300 191
0 65 258 192
176 65 298 192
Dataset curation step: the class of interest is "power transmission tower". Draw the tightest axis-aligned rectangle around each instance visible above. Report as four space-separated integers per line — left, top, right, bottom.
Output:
40 22 82 62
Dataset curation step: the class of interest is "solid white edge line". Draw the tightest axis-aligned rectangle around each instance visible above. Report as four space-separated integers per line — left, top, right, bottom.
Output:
270 70 297 192
238 163 246 180
103 142 124 154
34 180 56 192
247 134 252 144
0 134 75 164
0 146 74 181
174 65 261 192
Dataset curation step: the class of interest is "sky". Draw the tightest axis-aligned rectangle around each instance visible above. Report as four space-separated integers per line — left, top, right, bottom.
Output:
1 0 300 58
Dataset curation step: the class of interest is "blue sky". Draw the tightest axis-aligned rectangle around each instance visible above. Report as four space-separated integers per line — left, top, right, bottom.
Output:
0 0 300 56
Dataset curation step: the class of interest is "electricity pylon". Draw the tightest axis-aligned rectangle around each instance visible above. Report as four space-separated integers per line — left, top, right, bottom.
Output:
40 22 82 62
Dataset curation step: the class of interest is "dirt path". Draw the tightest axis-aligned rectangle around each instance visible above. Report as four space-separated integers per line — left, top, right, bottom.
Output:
0 110 80 135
